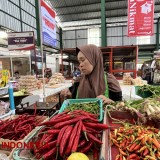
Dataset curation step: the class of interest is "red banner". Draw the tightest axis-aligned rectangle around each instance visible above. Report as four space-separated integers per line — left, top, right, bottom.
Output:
128 0 154 37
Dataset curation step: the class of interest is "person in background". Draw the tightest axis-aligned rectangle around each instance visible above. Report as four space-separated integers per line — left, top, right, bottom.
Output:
14 71 20 79
61 44 122 104
141 62 151 84
72 67 81 99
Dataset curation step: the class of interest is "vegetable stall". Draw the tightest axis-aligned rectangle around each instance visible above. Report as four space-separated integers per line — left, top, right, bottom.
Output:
0 84 160 160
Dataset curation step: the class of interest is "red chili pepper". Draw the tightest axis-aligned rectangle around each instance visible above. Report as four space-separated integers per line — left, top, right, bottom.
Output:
41 129 60 135
133 144 141 151
143 148 149 156
81 122 89 141
41 147 57 160
71 121 82 152
65 121 80 155
128 143 137 152
60 125 73 156
78 139 87 148
87 133 103 144
49 110 70 121
36 140 57 154
127 153 137 159
86 127 101 134
93 147 99 160
83 122 108 130
79 141 93 153
54 116 87 129
56 125 69 147
39 114 74 126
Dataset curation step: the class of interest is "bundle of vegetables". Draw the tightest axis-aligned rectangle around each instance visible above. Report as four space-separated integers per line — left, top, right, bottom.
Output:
0 114 45 140
33 110 108 160
110 125 160 160
137 85 160 97
64 102 99 114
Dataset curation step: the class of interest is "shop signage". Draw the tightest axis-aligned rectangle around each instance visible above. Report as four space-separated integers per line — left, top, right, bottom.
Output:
7 32 35 50
128 0 154 37
40 0 56 47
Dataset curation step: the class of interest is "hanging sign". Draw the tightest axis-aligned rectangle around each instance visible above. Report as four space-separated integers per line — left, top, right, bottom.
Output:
128 0 154 37
40 0 56 47
8 32 34 50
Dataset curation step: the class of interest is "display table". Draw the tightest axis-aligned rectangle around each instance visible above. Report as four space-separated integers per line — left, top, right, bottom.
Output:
118 80 142 101
24 102 58 116
30 81 72 102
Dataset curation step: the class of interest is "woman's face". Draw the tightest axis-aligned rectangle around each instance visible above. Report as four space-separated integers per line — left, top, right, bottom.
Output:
77 51 93 75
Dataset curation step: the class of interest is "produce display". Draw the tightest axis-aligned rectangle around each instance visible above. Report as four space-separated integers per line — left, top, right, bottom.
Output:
18 75 39 92
64 102 100 114
110 125 160 160
0 101 10 116
31 110 108 159
48 73 65 86
136 85 160 97
0 114 46 140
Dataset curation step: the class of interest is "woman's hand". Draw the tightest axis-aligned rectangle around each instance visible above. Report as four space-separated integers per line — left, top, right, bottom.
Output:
60 88 72 98
97 95 114 104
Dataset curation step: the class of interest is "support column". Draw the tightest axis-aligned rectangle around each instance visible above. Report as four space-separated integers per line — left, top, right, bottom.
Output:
35 0 41 47
156 18 160 50
19 0 23 31
60 27 63 49
101 0 106 47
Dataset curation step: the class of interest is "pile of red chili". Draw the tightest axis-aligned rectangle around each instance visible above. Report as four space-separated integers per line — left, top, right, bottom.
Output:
0 114 45 140
110 125 160 160
33 110 108 160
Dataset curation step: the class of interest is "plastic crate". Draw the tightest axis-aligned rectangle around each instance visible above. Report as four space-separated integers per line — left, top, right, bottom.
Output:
135 86 153 98
0 86 8 96
59 98 103 122
0 110 15 119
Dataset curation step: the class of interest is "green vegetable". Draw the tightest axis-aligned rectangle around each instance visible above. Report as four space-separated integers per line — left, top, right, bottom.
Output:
65 102 99 114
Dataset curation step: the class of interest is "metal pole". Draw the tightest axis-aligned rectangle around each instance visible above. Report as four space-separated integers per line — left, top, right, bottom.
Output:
10 57 13 78
156 18 160 50
29 54 31 75
38 0 46 102
101 0 106 47
35 0 41 46
60 27 63 49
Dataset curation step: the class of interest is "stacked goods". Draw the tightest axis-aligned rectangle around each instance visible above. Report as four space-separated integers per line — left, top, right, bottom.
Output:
131 77 147 86
48 73 65 86
0 114 46 141
110 125 160 160
18 75 38 92
123 73 132 85
0 101 10 116
33 110 108 159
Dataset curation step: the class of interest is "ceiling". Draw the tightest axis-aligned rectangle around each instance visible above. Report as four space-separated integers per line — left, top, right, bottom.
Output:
47 0 160 30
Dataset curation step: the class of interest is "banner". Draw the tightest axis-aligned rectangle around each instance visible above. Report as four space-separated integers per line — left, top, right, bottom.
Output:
8 32 34 50
40 0 56 47
128 0 154 37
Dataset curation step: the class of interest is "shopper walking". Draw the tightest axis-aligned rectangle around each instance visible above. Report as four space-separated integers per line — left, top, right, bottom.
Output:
61 44 122 104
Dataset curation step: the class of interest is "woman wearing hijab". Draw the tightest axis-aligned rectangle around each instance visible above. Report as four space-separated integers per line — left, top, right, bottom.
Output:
61 44 122 104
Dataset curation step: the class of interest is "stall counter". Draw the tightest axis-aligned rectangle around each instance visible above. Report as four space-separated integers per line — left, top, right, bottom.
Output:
30 81 72 102
118 80 142 100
